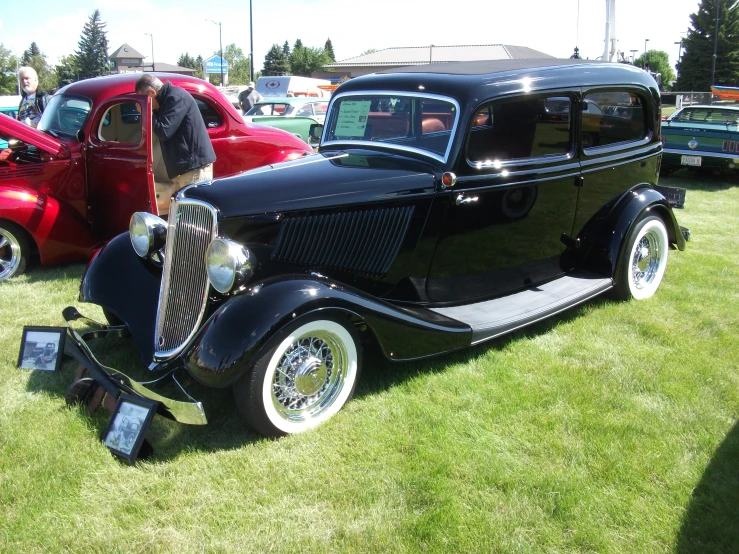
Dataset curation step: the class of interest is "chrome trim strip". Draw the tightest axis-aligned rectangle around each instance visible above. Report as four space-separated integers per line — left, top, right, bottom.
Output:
153 198 218 362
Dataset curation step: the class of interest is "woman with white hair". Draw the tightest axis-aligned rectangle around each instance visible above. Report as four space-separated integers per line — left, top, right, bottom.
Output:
17 66 50 128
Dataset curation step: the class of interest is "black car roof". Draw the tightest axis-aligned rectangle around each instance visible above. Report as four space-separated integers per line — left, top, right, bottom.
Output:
334 59 659 106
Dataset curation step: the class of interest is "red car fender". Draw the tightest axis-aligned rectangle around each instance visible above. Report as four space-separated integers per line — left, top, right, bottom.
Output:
0 184 94 265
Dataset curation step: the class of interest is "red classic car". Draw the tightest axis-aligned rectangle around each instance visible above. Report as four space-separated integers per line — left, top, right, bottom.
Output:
0 73 314 280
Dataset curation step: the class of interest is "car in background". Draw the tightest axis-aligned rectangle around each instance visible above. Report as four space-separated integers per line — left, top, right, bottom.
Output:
0 73 313 280
66 59 686 439
661 104 739 175
243 97 329 146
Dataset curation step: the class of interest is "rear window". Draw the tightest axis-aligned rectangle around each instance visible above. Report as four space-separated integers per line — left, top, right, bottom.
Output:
672 108 739 125
582 91 646 149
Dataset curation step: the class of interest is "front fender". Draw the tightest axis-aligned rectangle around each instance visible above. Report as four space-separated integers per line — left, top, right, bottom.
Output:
579 185 685 277
183 276 471 387
80 232 162 362
0 184 92 265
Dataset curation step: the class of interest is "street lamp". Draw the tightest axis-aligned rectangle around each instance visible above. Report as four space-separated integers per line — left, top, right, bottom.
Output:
711 1 720 87
206 19 224 85
145 33 154 72
249 0 254 83
630 49 638 64
674 40 683 64
644 38 650 71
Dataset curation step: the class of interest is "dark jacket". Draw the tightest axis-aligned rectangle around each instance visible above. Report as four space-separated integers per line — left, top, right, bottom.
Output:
152 81 216 179
18 88 50 117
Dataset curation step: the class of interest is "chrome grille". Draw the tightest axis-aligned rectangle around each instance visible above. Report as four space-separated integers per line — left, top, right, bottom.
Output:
153 199 217 361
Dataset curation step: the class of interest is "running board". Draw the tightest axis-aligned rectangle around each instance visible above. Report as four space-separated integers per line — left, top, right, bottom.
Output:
430 273 613 345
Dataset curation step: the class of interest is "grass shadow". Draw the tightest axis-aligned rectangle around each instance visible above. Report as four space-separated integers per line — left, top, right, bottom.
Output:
676 419 739 553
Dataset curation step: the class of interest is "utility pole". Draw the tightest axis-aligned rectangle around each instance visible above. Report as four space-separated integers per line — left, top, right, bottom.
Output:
644 38 649 71
711 0 720 86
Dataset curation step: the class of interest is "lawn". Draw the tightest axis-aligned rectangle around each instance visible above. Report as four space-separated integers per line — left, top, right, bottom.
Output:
1 170 738 553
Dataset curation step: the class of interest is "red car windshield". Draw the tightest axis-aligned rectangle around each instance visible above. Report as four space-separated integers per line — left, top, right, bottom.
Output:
38 95 93 138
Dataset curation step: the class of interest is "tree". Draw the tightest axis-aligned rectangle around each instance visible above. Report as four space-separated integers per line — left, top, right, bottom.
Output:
20 42 57 92
635 50 676 90
676 0 739 90
294 39 304 51
177 52 205 80
262 44 289 76
361 49 377 56
21 42 41 65
289 46 328 76
195 55 204 79
282 41 291 59
56 55 79 89
223 44 251 85
0 43 19 95
324 38 336 63
75 9 110 80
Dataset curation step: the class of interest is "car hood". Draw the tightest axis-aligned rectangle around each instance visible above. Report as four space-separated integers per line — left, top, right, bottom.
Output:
182 150 438 217
0 115 70 158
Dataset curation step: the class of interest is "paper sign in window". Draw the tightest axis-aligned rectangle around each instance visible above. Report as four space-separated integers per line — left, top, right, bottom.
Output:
335 100 371 138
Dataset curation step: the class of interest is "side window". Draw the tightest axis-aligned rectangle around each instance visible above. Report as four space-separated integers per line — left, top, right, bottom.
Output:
97 102 141 144
295 104 314 117
194 98 223 129
582 91 646 149
466 95 572 163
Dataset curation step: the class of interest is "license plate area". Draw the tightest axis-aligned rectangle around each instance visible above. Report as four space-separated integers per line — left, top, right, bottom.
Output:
681 155 702 166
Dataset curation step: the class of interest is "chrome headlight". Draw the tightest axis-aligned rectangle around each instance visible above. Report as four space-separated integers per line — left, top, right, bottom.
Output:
206 238 256 293
130 212 167 258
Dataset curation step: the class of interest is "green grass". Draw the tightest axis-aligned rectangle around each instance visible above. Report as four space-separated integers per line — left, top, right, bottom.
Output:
1 171 738 553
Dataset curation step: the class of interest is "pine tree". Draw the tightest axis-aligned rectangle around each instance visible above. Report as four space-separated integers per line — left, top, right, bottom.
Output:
75 9 110 80
195 55 205 79
22 42 41 65
324 38 336 63
294 39 304 51
676 0 739 90
263 44 289 76
282 41 291 59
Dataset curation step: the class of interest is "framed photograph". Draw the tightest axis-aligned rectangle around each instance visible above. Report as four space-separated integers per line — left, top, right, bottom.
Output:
102 394 158 465
17 326 67 372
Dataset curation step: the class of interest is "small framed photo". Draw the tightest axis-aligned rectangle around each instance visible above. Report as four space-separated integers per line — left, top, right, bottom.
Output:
17 326 67 372
102 394 158 465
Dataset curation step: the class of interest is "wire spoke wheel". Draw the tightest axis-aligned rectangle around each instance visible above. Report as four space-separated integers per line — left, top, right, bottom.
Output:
235 315 361 437
615 215 669 300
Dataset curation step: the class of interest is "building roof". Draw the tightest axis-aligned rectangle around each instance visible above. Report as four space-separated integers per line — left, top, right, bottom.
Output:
152 62 196 73
109 43 145 60
326 44 554 68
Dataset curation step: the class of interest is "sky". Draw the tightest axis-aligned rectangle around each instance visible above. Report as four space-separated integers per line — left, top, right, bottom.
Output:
0 0 701 73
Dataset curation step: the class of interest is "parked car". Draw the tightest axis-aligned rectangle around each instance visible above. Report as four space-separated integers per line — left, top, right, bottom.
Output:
65 59 686 438
661 104 739 174
0 73 314 280
243 97 329 146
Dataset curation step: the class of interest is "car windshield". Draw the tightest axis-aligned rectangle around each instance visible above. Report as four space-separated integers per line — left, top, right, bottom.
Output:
323 93 458 161
247 103 295 116
37 95 93 137
672 108 739 125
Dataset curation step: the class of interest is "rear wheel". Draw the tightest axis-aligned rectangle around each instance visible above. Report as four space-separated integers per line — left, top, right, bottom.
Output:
233 314 361 437
0 220 31 280
614 216 669 300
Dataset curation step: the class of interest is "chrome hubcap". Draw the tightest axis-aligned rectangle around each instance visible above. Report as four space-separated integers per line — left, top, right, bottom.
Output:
271 332 347 422
0 229 21 280
631 232 660 288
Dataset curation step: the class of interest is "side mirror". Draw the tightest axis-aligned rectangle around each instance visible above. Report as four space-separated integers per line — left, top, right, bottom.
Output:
309 123 323 142
76 130 85 143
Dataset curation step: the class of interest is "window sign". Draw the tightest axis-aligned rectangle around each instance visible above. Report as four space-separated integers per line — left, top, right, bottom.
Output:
335 100 371 138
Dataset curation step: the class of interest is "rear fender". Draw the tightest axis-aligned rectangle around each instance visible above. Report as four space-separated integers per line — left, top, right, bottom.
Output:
578 185 685 278
183 276 471 387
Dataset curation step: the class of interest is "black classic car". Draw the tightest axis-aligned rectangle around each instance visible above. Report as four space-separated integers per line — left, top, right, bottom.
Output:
65 59 686 437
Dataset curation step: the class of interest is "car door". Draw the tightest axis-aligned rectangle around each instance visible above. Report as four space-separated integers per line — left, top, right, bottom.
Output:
85 95 155 241
427 93 581 302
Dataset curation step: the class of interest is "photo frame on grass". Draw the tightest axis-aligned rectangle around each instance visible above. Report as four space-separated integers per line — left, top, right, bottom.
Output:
17 326 67 372
102 394 158 465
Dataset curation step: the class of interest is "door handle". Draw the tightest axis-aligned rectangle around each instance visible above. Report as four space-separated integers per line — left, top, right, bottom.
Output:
456 194 479 206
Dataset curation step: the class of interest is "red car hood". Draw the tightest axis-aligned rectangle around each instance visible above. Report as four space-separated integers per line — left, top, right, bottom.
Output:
0 115 70 158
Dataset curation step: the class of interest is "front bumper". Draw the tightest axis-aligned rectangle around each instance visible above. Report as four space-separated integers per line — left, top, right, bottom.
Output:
63 307 208 425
